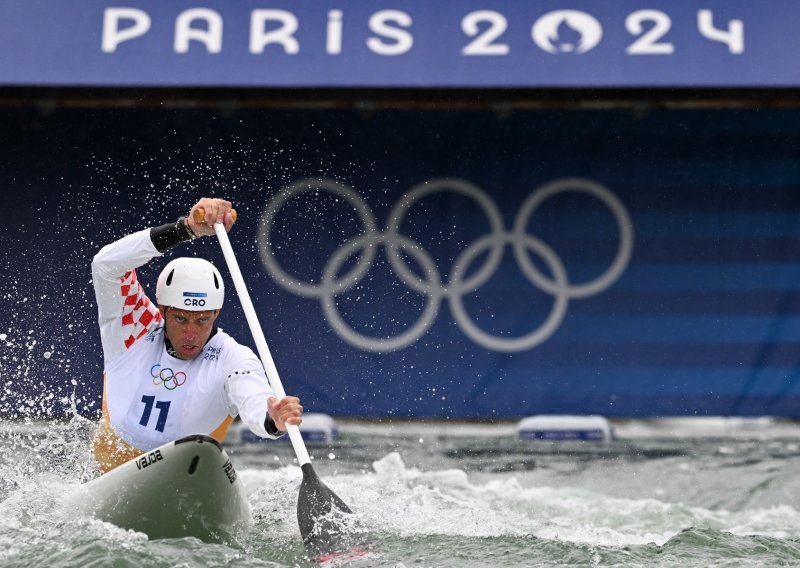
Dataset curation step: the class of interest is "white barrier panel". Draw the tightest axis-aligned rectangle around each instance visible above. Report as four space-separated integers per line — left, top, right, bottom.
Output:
229 413 339 445
515 415 614 441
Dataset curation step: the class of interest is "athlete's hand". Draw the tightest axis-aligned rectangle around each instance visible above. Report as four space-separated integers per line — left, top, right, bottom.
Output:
268 396 303 431
187 197 236 237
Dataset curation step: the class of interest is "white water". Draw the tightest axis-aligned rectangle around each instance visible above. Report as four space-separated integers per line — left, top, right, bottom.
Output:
2 417 800 567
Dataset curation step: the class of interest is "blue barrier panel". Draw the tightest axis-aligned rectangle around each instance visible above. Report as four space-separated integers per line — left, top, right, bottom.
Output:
0 1 795 87
1 106 800 418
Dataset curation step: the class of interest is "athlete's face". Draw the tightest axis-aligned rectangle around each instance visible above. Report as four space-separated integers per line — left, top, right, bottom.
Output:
159 307 219 360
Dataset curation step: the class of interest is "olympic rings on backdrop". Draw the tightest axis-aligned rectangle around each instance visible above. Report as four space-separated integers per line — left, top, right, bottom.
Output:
150 364 187 390
257 177 633 353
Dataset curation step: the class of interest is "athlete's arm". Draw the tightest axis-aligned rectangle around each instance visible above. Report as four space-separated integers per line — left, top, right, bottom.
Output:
92 229 167 365
224 345 300 440
91 215 199 365
226 373 285 439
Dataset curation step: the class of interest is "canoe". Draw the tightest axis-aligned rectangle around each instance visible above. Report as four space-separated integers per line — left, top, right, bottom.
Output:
70 434 250 543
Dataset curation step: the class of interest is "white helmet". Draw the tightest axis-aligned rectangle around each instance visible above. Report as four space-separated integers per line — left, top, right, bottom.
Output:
156 257 224 311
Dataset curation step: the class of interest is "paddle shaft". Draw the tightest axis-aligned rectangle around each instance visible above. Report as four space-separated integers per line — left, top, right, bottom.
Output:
209 220 311 466
194 209 360 560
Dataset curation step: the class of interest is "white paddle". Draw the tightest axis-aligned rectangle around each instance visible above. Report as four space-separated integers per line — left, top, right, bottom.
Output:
194 209 358 562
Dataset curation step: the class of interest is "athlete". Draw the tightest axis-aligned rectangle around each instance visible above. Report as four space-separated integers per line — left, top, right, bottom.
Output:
91 197 303 473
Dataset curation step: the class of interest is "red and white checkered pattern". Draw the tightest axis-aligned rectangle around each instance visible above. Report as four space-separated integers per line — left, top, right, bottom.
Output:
119 269 163 349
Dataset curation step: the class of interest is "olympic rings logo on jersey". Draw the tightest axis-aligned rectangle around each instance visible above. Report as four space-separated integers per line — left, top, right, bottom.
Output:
150 364 187 390
257 177 633 353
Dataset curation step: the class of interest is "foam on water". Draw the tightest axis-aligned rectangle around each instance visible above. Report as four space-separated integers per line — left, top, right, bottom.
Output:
241 447 800 554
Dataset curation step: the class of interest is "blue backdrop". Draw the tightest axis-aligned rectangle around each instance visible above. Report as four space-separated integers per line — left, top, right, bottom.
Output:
1 105 799 419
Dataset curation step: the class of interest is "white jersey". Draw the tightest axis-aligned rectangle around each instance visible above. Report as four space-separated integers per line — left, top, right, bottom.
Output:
92 229 278 452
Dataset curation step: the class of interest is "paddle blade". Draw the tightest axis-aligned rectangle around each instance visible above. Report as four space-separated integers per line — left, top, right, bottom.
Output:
297 463 359 561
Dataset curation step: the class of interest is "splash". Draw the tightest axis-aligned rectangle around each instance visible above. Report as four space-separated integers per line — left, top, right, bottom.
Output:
295 451 800 548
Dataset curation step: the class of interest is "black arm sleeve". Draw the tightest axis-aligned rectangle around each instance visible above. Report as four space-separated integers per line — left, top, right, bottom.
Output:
265 416 286 438
150 216 195 253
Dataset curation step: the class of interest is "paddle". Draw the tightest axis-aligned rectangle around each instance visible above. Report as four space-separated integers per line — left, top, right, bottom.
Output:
194 208 360 563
